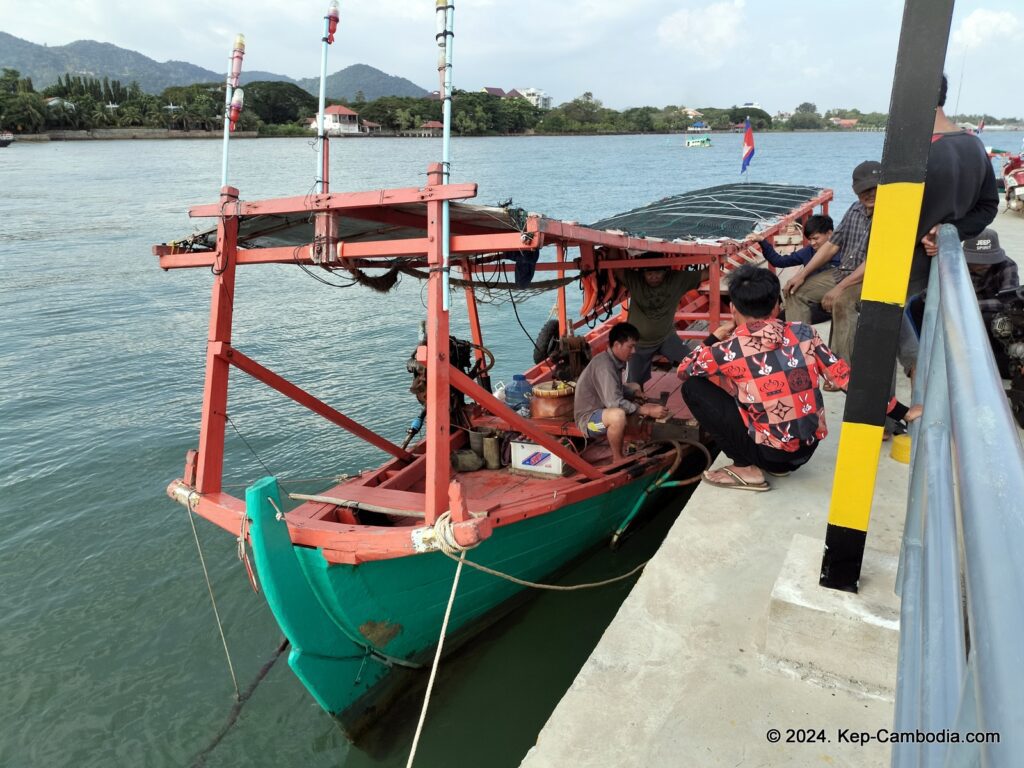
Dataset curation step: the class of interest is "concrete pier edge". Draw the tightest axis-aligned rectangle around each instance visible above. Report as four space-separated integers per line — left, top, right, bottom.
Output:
522 206 1024 768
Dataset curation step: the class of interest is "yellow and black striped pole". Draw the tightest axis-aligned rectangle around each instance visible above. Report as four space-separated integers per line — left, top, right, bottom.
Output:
819 0 955 592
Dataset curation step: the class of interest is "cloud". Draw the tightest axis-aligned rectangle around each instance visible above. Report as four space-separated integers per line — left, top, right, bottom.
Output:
951 8 1022 50
656 0 745 66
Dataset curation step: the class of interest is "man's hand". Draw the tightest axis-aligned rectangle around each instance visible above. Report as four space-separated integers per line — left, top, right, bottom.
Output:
639 403 669 419
905 403 924 422
821 285 845 312
785 272 806 296
712 321 736 340
921 225 939 257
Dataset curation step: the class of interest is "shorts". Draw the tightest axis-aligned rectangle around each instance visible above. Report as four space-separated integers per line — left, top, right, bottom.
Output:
627 334 691 385
585 410 608 435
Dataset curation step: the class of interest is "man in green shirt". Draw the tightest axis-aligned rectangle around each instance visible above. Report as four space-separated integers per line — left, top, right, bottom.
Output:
619 259 704 386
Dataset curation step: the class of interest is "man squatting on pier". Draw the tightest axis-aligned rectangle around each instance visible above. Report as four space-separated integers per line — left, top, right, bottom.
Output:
573 322 670 464
678 265 922 492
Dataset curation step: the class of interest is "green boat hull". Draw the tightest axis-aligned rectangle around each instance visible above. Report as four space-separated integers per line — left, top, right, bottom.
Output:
245 472 658 734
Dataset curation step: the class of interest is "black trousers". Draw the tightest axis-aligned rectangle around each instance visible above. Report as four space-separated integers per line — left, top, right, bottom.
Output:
682 377 818 473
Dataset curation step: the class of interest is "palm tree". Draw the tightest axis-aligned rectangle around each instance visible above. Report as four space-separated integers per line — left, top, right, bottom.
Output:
118 106 144 127
1 92 46 132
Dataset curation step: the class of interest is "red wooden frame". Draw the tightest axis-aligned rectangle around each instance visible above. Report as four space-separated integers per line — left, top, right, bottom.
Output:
161 167 832 557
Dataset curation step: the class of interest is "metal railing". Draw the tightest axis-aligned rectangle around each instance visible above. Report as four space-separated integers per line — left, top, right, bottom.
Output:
893 224 1024 767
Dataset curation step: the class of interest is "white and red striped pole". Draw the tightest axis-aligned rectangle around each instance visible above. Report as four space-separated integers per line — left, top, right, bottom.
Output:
221 33 245 189
315 0 341 193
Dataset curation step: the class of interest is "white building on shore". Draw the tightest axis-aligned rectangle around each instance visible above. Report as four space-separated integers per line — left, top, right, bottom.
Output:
519 88 552 110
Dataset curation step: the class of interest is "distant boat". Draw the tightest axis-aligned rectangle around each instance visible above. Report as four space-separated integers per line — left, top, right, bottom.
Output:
685 135 712 148
0 132 14 148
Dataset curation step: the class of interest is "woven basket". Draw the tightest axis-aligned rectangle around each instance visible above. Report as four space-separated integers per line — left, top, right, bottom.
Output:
532 381 575 399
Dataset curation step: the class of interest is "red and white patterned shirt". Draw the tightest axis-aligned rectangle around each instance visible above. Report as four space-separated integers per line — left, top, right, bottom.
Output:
678 319 851 452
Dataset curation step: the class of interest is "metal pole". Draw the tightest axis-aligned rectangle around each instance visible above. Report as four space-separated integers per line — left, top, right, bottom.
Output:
898 260 945 596
315 1 340 194
938 224 1024 765
221 34 245 189
437 0 455 311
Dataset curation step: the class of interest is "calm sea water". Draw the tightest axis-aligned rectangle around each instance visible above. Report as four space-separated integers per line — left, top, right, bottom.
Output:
2 130 1020 767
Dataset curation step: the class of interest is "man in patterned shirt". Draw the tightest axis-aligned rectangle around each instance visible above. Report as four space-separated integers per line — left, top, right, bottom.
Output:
783 160 879 364
678 265 920 491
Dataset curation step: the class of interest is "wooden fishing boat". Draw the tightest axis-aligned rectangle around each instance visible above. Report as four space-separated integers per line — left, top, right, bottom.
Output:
156 4 833 740
155 176 831 735
685 134 712 148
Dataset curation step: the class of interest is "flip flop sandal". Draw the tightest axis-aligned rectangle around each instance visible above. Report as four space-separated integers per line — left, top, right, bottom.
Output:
765 470 791 477
702 467 770 492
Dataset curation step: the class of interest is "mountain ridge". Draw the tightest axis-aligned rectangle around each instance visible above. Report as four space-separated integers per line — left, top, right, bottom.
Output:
0 31 428 100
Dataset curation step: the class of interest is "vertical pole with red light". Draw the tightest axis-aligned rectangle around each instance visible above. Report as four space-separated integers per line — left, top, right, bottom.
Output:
315 1 341 194
221 34 245 189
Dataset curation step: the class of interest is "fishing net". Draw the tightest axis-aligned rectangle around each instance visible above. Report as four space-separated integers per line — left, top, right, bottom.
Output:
588 183 826 241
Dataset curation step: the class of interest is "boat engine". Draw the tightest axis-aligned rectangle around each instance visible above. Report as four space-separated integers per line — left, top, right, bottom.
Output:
406 334 493 428
990 285 1024 427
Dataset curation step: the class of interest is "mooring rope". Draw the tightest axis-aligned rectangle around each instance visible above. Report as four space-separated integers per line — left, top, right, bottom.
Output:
406 512 467 768
432 512 650 591
188 638 290 768
185 492 241 700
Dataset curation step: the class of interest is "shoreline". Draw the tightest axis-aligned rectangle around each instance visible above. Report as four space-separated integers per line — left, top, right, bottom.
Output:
8 127 889 143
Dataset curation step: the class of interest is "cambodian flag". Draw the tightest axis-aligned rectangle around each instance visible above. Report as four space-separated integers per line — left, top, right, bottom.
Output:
741 118 755 174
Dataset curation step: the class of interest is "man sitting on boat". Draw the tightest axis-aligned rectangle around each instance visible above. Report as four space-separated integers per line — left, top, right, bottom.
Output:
573 322 671 463
747 214 837 277
678 265 921 491
617 258 704 387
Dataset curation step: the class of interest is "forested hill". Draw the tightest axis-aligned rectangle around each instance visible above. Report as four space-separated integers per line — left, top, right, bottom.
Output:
0 32 427 98
296 64 427 101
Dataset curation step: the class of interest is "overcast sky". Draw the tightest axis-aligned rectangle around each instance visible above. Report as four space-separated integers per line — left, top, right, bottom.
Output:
4 0 1021 116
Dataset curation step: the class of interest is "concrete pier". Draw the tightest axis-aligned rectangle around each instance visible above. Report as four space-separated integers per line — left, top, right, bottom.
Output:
522 205 1024 768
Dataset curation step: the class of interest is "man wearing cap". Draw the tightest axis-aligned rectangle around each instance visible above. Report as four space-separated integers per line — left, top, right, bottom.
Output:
908 229 1018 376
783 160 880 364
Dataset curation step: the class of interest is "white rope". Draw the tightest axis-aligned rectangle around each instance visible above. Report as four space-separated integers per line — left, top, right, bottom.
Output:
185 492 241 700
434 510 649 591
437 545 650 590
406 498 662 766
406 512 466 768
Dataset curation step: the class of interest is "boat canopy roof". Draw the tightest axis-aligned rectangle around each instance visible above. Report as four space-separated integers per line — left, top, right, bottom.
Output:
183 201 526 251
174 182 826 253
587 183 826 242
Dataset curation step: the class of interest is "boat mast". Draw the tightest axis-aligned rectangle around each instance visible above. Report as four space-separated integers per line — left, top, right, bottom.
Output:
436 0 455 310
220 34 245 188
424 163 451 525
315 0 341 193
195 186 241 494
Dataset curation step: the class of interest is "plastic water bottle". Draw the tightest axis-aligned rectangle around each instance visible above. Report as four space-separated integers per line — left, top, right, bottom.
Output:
506 374 531 410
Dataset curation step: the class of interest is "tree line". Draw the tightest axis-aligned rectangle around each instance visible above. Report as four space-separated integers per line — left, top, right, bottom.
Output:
14 68 1018 137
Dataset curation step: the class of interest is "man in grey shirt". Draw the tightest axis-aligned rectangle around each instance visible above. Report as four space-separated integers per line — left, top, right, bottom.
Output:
574 322 670 463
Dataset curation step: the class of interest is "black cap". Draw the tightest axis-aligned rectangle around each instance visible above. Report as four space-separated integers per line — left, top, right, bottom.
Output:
963 229 1006 265
852 161 882 194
